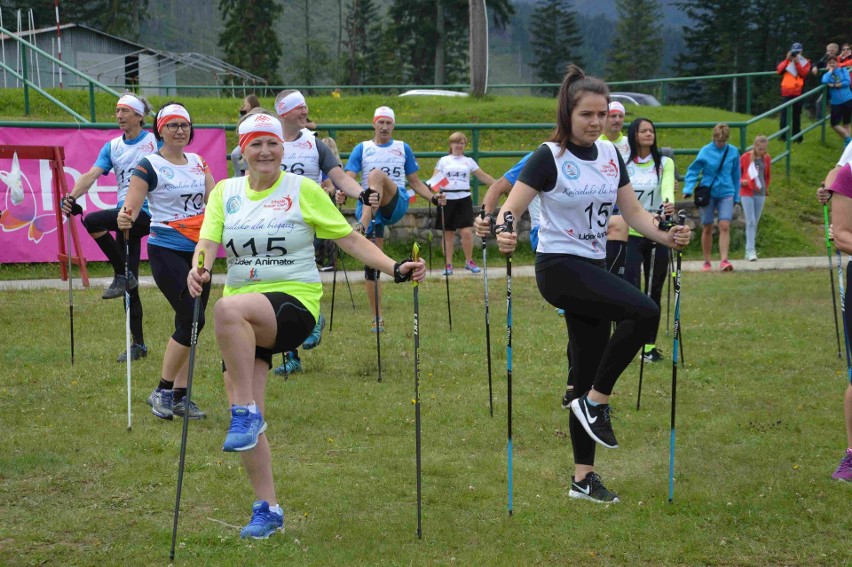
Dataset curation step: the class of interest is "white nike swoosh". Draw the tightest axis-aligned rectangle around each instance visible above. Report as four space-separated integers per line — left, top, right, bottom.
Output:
574 483 591 495
584 403 598 424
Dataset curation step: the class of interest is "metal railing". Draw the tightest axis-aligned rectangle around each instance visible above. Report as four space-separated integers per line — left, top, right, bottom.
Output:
0 92 828 204
0 24 121 122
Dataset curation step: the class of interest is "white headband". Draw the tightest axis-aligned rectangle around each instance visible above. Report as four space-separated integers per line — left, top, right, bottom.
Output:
156 104 191 132
276 91 306 117
373 106 395 124
608 101 626 115
238 113 284 151
116 94 145 116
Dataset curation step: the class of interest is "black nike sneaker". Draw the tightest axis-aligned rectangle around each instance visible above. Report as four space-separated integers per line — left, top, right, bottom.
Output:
569 472 620 503
570 395 618 448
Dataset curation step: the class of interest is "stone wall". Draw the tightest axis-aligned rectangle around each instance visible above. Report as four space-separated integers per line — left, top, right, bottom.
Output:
340 200 742 243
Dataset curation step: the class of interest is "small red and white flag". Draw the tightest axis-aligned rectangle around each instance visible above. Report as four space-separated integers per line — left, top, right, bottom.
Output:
426 173 449 192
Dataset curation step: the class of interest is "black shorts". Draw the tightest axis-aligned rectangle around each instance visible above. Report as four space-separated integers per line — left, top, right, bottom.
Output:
258 292 316 365
222 291 315 370
434 195 474 231
830 100 852 126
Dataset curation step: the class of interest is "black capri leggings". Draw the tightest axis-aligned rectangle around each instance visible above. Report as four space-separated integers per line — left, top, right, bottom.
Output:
624 235 670 344
536 254 659 466
148 243 211 347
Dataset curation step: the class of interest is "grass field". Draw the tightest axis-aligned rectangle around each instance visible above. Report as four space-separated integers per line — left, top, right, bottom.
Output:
1 269 850 565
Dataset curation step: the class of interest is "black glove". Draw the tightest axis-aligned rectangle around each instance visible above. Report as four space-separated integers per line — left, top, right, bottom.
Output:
63 195 83 216
431 194 441 206
358 188 375 206
393 258 413 283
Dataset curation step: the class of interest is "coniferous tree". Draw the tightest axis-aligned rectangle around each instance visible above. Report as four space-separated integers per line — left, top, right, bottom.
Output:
529 0 583 92
605 0 663 83
673 0 754 109
340 0 382 84
218 0 283 83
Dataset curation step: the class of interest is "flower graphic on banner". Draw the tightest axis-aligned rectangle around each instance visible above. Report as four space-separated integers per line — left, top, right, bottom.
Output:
0 167 57 244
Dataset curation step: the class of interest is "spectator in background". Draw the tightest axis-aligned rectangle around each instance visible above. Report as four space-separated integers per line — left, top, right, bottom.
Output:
822 56 852 146
777 43 811 142
431 131 495 275
684 123 741 272
230 94 261 176
739 135 771 262
812 43 840 76
839 44 852 68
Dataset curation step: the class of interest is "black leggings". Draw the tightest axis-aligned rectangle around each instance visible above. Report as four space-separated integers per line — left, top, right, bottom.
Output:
82 208 151 345
148 244 211 347
624 235 670 344
536 255 659 466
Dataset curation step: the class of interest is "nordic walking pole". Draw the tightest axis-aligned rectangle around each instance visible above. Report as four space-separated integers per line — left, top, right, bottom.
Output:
503 211 515 516
330 243 338 332
123 207 133 432
637 239 657 411
835 247 852 380
411 242 423 539
371 217 382 382
439 193 453 330
824 204 843 358
340 249 356 309
427 201 433 271
669 210 686 503
480 205 494 417
170 250 205 561
66 206 75 367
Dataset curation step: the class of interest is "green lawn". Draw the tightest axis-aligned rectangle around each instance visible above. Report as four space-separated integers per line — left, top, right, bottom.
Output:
1 270 849 565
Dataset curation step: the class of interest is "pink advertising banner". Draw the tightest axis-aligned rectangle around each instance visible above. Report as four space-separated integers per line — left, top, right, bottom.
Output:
0 127 228 263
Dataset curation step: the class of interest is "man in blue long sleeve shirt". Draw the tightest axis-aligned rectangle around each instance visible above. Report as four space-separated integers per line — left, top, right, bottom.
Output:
684 123 741 271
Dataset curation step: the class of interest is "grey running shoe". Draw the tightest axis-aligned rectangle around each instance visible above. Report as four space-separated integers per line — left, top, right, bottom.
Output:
117 343 148 362
148 388 174 420
569 472 620 503
642 348 664 363
102 273 139 299
173 397 207 419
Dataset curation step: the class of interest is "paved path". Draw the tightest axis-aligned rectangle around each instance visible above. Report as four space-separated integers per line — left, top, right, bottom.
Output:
0 256 829 291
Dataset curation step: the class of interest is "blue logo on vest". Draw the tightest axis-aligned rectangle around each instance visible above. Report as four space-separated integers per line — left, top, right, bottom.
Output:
160 167 175 180
226 195 242 214
561 161 580 180
365 146 376 157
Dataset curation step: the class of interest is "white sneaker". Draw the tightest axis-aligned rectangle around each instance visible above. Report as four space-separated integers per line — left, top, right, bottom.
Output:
747 253 757 262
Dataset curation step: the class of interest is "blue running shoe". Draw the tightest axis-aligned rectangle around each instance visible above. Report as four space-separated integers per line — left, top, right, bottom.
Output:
556 308 565 317
464 260 481 274
273 352 302 378
240 500 284 539
222 406 267 452
302 314 326 350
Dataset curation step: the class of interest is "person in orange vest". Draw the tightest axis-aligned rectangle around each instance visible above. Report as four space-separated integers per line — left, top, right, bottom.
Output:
776 42 812 143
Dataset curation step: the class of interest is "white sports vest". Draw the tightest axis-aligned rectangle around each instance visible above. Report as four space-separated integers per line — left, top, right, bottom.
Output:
359 140 407 190
146 153 207 227
625 156 670 213
218 175 319 289
281 133 321 183
537 141 621 259
436 155 478 200
110 132 157 201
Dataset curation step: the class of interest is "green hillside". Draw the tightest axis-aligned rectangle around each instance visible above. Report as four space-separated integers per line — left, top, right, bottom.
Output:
0 89 844 261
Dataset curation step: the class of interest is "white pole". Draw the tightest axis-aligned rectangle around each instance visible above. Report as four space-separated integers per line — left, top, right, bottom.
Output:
51 37 55 88
55 0 62 89
29 9 41 89
0 8 7 88
16 9 21 88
